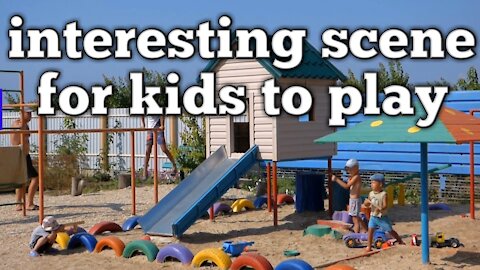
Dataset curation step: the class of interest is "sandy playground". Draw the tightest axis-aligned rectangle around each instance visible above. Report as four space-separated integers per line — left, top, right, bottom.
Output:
0 184 479 270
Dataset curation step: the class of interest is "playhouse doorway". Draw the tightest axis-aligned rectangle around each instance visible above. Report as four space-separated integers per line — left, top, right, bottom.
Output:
232 97 250 153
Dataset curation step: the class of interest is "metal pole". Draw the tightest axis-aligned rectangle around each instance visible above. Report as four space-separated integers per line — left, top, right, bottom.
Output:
328 158 333 216
267 162 271 212
420 143 429 264
469 109 478 220
38 115 45 224
273 161 278 227
153 130 158 203
130 131 136 215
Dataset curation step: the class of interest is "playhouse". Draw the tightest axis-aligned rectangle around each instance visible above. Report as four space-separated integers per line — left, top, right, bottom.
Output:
202 40 346 161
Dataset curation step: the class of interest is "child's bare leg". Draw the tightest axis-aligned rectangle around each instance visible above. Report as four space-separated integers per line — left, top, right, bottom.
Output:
359 218 368 233
351 216 359 233
32 237 49 252
389 230 405 245
365 227 374 252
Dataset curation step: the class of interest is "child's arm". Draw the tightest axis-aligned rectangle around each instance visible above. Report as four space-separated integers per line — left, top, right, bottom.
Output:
331 174 360 190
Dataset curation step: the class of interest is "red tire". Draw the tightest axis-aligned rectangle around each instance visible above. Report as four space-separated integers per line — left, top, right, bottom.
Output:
277 194 294 205
89 221 123 235
230 253 273 270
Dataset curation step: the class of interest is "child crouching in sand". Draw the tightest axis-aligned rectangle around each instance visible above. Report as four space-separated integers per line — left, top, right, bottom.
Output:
363 174 405 251
29 216 65 257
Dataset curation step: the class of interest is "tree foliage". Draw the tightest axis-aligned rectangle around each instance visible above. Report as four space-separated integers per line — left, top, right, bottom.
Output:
171 115 206 174
454 66 480 90
103 68 166 108
342 60 410 91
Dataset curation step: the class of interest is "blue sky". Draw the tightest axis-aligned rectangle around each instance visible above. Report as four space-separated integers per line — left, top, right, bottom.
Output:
1 0 479 102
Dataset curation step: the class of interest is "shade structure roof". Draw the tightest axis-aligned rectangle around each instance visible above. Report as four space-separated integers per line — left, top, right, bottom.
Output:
314 104 480 144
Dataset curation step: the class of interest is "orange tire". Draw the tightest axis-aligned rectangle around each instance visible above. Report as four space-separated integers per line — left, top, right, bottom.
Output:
230 253 273 270
89 221 123 235
94 236 125 257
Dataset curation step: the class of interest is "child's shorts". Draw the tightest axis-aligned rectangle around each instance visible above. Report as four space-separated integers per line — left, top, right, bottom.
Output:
146 131 165 145
348 198 361 217
368 216 393 232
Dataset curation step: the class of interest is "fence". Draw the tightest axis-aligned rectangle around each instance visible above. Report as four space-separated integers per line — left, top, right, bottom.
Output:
0 109 196 173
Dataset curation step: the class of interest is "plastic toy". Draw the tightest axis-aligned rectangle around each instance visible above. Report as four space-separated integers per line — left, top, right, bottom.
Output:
222 241 254 257
343 230 389 249
411 232 461 248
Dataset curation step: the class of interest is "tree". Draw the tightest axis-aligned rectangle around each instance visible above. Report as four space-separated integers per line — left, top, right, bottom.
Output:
342 60 410 91
103 68 166 108
171 115 206 174
454 67 480 90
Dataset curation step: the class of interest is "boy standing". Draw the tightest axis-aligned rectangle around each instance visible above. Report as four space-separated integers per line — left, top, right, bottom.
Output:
331 159 367 233
363 174 405 251
29 216 64 257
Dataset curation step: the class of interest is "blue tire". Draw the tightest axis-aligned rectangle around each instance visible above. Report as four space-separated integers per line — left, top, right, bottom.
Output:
156 243 194 265
67 232 97 253
275 259 314 270
122 216 140 231
254 196 268 209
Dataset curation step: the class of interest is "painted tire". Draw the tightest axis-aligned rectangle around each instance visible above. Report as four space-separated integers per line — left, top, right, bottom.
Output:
94 236 125 257
67 232 97 253
277 194 294 205
66 226 86 236
332 211 352 224
191 248 232 270
231 199 255 213
156 243 194 265
122 216 140 231
230 253 273 270
274 259 314 270
122 240 159 262
89 221 123 235
254 196 267 209
55 232 70 250
214 202 232 215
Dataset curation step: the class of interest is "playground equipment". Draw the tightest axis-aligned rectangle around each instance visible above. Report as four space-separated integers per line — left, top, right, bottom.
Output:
231 198 255 213
315 103 480 264
230 253 273 270
94 236 125 257
88 221 123 235
156 243 194 265
55 232 70 249
138 145 258 237
191 248 232 269
275 259 314 270
222 241 254 257
121 216 141 231
122 240 159 262
67 232 97 252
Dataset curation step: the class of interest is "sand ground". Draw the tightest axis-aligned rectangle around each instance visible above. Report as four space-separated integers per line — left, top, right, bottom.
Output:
1 185 479 270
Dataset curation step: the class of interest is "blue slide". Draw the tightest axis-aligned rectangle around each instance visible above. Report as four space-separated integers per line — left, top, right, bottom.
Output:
138 145 258 237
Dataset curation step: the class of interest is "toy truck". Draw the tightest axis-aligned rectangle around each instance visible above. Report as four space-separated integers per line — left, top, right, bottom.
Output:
343 231 389 249
411 232 461 248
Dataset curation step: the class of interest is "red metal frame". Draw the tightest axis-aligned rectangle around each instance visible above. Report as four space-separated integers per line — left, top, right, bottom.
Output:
470 109 479 220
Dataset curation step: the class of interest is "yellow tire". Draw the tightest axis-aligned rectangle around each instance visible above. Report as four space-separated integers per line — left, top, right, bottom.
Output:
55 232 70 250
231 199 255 213
191 248 232 270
